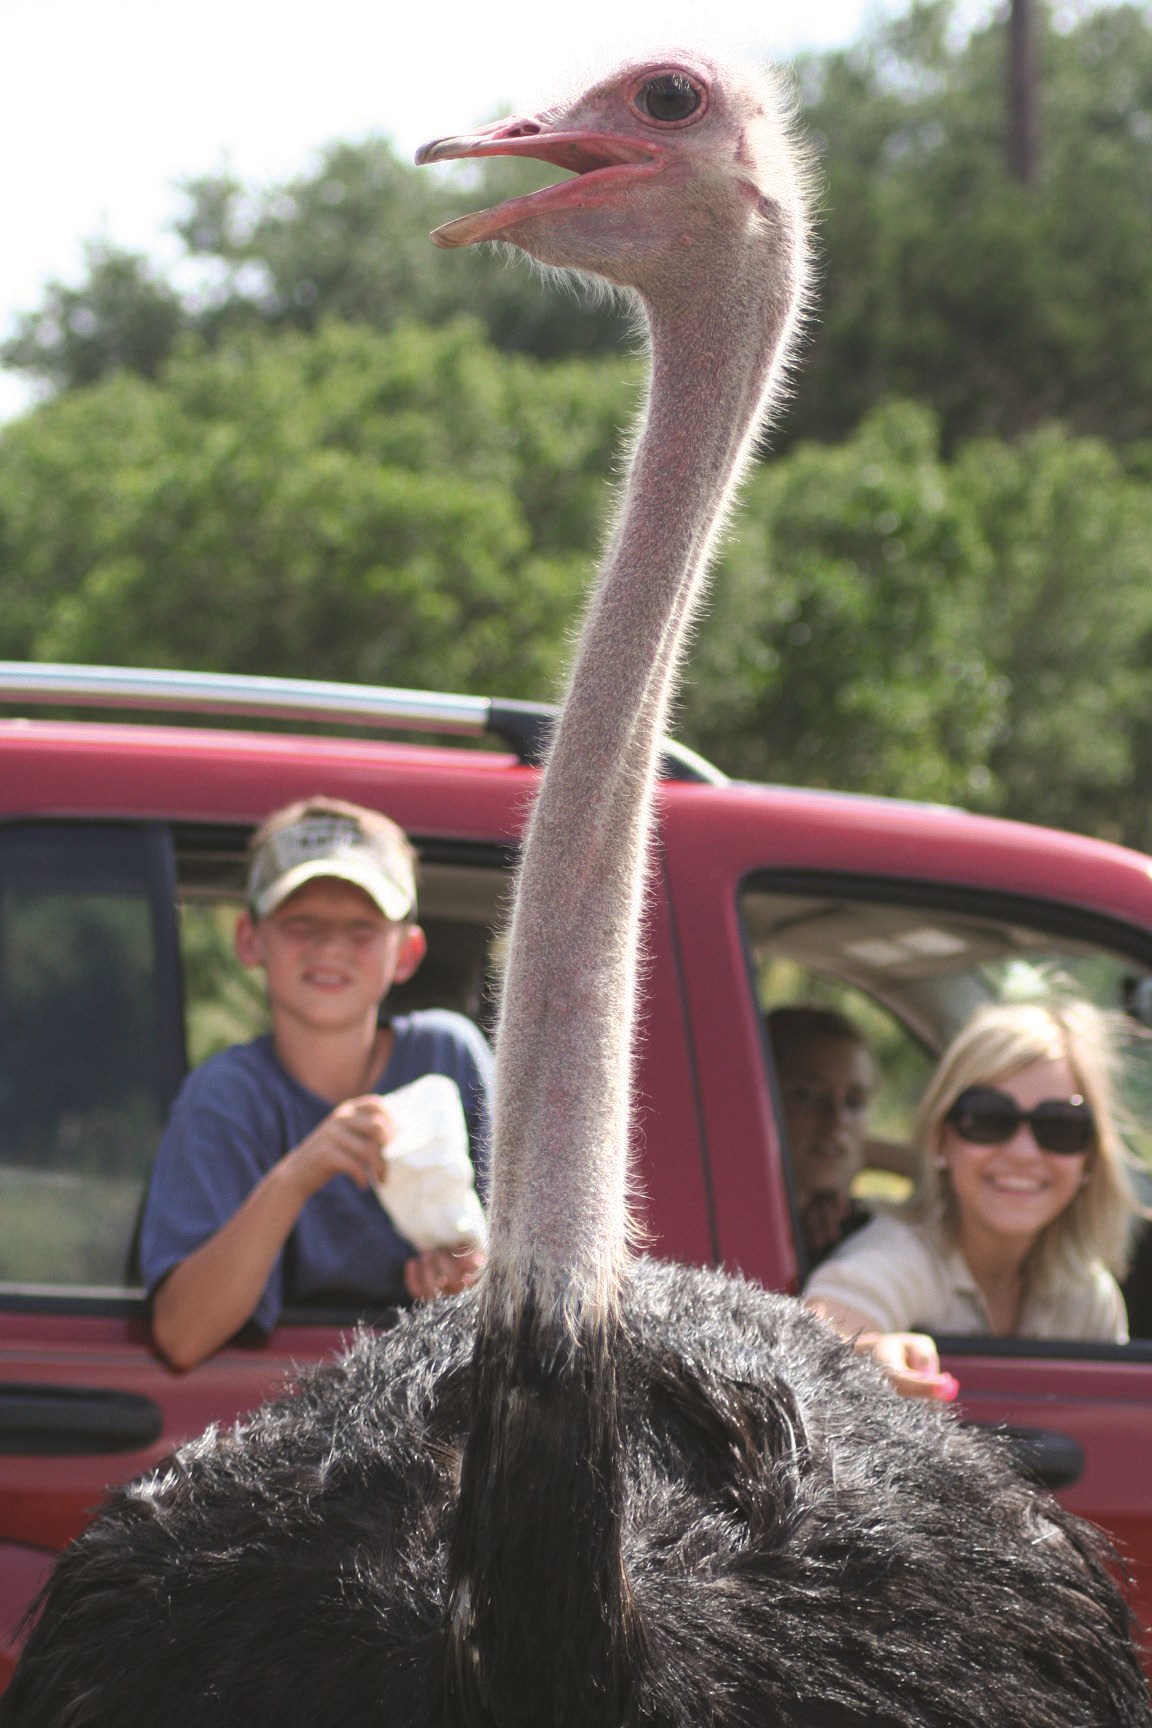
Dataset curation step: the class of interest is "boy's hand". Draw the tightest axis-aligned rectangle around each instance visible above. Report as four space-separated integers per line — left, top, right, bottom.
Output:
404 1242 487 1302
282 1095 395 1199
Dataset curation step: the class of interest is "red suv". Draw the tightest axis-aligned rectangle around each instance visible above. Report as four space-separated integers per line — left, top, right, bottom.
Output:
2 660 1152 1683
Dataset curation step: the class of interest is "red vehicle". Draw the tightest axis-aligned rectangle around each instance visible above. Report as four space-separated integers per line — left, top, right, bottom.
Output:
2 660 1152 1684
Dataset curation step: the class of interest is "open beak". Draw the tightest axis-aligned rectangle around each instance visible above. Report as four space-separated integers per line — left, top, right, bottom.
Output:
415 116 665 248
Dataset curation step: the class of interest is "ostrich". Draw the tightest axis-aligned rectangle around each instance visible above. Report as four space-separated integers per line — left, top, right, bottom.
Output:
2 49 1149 1728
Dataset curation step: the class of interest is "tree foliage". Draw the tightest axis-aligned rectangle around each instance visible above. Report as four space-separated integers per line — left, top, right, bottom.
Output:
0 320 635 698
2 145 630 392
684 402 999 805
953 422 1152 841
792 1 1152 447
3 243 185 392
5 321 1152 846
683 401 1152 845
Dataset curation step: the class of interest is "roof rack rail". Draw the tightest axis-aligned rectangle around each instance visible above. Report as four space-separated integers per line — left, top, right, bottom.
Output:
0 662 727 786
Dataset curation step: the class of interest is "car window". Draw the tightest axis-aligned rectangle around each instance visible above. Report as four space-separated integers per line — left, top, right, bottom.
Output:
0 818 507 1319
0 822 184 1295
181 899 269 1067
743 878 1152 1336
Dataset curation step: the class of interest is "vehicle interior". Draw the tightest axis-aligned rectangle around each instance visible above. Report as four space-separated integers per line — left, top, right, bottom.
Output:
742 875 1152 1341
0 817 513 1301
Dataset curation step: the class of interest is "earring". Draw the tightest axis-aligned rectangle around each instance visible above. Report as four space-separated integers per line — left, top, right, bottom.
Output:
935 1156 948 1171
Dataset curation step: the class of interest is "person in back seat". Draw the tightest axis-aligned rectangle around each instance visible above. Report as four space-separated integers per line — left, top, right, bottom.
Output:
140 796 493 1370
767 1005 877 1267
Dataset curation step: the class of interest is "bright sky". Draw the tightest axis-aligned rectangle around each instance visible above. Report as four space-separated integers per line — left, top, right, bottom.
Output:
0 0 882 421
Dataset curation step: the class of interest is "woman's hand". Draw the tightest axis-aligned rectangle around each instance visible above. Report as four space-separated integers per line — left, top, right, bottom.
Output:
806 1298 959 1403
855 1330 959 1402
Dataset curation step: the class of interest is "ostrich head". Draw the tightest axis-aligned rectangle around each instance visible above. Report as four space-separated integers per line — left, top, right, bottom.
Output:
415 52 808 301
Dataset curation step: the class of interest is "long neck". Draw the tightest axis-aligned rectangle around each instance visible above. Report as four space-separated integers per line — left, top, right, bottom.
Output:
445 205 804 1727
488 210 803 1323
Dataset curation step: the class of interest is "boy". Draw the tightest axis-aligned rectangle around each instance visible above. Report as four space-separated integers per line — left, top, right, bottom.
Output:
140 796 493 1370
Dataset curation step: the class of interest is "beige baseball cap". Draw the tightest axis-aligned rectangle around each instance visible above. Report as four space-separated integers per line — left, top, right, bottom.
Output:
247 809 417 923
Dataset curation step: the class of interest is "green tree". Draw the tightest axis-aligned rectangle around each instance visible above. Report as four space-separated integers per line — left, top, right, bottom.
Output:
12 1 1152 452
0 319 637 698
684 400 1000 803
954 424 1152 843
177 150 631 361
2 243 185 392
2 145 629 395
4 316 1152 845
791 1 1152 448
682 400 1152 843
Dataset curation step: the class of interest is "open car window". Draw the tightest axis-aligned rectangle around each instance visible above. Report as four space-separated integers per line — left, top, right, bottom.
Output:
741 875 1152 1341
0 819 510 1312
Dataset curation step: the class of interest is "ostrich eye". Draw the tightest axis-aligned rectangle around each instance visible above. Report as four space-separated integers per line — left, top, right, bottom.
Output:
634 73 703 123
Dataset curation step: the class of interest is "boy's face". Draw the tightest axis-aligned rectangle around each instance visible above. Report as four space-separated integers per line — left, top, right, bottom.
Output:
235 877 425 1033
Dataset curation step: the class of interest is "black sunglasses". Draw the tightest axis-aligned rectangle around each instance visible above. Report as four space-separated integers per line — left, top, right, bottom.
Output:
944 1085 1096 1157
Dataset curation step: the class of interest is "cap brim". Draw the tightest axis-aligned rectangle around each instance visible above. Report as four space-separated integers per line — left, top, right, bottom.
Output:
252 858 414 923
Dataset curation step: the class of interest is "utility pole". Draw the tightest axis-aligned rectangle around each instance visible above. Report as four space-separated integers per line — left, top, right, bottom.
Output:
1007 0 1039 183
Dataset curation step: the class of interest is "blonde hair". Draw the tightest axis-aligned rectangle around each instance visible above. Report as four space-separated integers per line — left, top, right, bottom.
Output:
909 998 1140 1285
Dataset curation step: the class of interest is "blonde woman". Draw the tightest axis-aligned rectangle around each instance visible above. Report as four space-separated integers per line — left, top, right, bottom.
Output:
805 999 1140 1397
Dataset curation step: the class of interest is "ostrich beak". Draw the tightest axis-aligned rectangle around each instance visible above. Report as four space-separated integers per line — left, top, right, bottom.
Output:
415 116 665 248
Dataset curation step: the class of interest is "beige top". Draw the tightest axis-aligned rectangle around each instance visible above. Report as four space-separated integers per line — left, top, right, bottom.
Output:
804 1212 1128 1343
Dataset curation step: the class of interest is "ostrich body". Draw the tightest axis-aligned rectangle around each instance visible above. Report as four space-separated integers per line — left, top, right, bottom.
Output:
3 51 1150 1728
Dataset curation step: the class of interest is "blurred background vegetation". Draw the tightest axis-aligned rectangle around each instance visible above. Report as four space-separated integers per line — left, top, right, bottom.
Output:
4 0 1152 847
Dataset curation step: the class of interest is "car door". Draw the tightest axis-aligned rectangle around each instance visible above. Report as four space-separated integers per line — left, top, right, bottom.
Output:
661 793 1152 1639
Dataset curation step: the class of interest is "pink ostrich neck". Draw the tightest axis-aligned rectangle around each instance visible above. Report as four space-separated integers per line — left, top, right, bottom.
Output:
488 228 801 1318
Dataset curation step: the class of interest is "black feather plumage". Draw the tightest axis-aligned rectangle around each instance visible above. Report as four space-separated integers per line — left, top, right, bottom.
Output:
4 1262 1147 1727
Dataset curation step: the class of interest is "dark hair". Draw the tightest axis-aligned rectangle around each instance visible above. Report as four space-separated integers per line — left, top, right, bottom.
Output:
766 1004 867 1062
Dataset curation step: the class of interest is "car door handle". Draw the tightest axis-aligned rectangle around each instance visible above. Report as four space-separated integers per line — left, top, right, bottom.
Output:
965 1421 1085 1491
0 1383 163 1455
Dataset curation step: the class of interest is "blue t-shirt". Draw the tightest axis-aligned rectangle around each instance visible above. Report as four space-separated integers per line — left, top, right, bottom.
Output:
139 1010 493 1336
